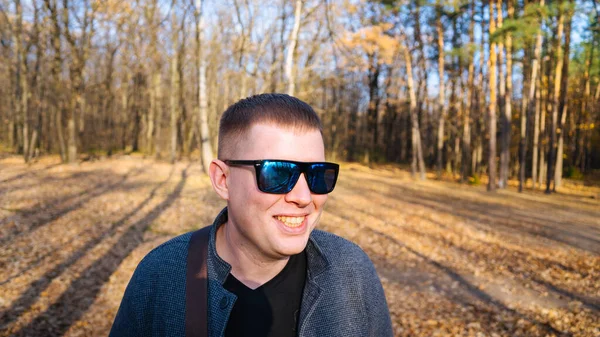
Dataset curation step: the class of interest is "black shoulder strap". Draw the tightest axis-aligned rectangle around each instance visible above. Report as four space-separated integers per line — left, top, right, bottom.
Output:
185 226 212 337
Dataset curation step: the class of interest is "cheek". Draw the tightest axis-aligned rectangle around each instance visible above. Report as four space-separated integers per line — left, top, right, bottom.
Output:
228 172 256 201
241 187 281 213
313 195 328 209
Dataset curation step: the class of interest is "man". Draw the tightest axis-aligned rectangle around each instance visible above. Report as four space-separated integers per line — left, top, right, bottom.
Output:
110 93 393 336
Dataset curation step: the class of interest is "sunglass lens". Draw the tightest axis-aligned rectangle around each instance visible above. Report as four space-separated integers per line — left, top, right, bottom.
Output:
259 161 299 194
307 163 338 194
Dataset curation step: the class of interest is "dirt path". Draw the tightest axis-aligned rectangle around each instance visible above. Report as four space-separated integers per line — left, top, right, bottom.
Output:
0 156 598 336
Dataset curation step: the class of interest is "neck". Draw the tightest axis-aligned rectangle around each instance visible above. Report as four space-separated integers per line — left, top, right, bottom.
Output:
215 222 289 290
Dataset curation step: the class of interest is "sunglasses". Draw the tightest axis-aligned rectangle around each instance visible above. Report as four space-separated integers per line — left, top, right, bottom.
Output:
224 159 339 194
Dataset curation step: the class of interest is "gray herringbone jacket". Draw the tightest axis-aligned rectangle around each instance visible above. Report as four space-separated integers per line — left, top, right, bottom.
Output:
109 208 393 337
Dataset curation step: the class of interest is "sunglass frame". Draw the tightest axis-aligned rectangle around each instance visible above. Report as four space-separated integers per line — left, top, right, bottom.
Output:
224 159 339 194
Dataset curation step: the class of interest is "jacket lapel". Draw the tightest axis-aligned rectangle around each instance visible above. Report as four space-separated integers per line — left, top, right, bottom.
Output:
297 237 329 335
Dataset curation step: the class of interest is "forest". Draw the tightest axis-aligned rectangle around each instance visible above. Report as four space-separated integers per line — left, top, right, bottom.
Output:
1 1 600 336
0 0 599 191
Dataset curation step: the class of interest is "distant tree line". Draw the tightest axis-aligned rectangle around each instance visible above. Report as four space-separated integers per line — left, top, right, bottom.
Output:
0 0 599 193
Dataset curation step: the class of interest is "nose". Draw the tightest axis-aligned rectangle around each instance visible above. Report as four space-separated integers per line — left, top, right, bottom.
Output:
284 173 312 207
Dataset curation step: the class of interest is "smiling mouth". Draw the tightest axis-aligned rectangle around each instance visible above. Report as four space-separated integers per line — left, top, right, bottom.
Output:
275 215 305 228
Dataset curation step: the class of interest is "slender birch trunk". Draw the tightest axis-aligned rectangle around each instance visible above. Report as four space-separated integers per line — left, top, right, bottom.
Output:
463 0 475 182
285 0 302 96
436 1 447 179
44 0 66 161
532 69 541 188
554 1 573 189
15 0 30 161
488 0 498 191
524 0 545 191
539 71 547 188
546 5 565 194
401 38 426 180
196 0 213 173
501 0 514 188
475 2 486 176
145 1 158 156
170 9 178 163
496 0 507 188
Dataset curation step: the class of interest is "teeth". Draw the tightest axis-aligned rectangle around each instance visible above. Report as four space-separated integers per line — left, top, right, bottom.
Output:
275 216 305 228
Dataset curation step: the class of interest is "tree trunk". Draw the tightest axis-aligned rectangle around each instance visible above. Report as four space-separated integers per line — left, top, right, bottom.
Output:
463 0 475 182
488 0 498 191
496 0 508 188
30 3 43 160
148 72 159 155
554 1 573 189
146 1 159 156
413 0 429 163
401 38 426 180
44 0 66 161
532 70 541 189
518 76 529 191
577 37 595 171
196 0 214 173
436 1 447 179
501 0 514 189
285 0 302 96
475 1 486 176
15 0 31 162
546 5 565 194
538 72 547 188
505 12 514 186
366 56 380 160
56 105 66 161
28 130 38 161
67 112 76 163
523 0 545 191
177 19 188 157
555 105 568 187
62 0 95 163
170 10 179 163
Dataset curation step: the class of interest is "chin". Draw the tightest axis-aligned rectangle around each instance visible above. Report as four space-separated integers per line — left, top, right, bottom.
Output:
274 236 310 257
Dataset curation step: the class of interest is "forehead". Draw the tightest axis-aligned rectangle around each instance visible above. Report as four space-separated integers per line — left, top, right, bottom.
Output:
234 123 325 161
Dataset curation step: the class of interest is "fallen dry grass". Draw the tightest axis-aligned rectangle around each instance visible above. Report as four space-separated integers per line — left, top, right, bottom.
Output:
0 155 598 337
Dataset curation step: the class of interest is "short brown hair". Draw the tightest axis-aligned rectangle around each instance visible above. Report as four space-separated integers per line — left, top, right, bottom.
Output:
218 93 323 159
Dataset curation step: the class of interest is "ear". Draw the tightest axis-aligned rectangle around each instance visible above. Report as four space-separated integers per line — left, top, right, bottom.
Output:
209 159 229 200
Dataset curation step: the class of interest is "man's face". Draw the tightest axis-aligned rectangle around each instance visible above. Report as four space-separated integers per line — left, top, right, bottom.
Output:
224 123 328 260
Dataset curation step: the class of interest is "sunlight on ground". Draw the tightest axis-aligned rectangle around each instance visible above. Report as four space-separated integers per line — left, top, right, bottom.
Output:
0 155 599 336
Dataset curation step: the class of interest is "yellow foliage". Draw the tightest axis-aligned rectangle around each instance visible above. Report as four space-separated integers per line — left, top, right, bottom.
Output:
578 123 596 130
95 0 133 19
347 4 359 15
341 23 398 66
344 0 368 14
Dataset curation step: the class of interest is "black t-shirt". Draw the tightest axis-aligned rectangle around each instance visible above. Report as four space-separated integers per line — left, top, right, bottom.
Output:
223 250 307 337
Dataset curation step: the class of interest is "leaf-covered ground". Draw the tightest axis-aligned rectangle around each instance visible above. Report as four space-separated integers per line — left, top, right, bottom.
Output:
0 155 598 337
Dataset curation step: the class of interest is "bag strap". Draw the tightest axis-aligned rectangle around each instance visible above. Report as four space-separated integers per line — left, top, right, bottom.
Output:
185 226 212 337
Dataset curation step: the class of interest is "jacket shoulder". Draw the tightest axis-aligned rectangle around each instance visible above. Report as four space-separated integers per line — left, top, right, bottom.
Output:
310 229 373 267
123 232 193 294
137 231 193 273
109 232 193 336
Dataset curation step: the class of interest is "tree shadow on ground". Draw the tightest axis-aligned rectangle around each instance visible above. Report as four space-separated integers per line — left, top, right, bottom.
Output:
344 169 600 216
6 165 189 337
0 170 127 195
0 168 176 334
328 180 600 320
0 163 61 184
341 175 600 255
331 188 590 277
531 277 600 312
0 167 146 247
327 206 567 336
